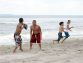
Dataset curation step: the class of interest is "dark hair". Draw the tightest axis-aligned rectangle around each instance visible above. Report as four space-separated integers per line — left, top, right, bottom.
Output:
19 18 23 23
33 20 36 22
59 22 64 25
68 20 71 22
68 20 70 21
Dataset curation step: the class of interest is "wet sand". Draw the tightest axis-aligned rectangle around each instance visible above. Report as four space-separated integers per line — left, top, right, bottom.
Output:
0 37 83 63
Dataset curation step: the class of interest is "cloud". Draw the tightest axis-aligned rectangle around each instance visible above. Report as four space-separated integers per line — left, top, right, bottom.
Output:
0 0 83 15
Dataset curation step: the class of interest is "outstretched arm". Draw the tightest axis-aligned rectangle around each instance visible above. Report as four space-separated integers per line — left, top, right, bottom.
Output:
39 26 42 40
69 27 73 29
67 25 73 31
30 26 32 38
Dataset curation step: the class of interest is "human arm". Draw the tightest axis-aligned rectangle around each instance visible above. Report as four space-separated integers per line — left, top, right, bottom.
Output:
30 26 32 38
39 26 42 40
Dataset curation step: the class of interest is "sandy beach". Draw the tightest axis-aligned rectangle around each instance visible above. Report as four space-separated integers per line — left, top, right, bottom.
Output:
0 37 83 63
0 0 83 63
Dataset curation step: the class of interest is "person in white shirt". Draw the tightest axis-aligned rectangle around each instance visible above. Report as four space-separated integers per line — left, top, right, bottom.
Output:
61 20 73 43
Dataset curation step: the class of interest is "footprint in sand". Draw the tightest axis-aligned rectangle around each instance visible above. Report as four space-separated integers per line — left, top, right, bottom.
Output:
64 60 71 63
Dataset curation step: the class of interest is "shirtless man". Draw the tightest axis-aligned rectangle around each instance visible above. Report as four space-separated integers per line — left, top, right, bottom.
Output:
53 22 64 44
13 18 27 53
30 20 42 50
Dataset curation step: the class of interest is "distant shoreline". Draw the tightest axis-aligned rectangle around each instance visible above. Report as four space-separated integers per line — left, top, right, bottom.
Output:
0 14 83 18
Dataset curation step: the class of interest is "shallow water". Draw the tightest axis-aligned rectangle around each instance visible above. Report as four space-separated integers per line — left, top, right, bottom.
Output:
0 17 83 45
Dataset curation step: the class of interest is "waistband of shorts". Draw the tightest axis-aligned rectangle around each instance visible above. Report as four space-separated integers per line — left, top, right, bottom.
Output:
58 32 62 33
14 33 21 36
33 33 40 35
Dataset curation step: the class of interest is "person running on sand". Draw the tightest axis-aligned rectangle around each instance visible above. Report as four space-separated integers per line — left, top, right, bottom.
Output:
30 20 42 50
61 20 73 43
53 22 64 44
13 18 27 53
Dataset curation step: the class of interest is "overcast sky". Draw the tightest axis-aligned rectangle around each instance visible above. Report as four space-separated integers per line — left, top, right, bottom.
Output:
0 0 83 15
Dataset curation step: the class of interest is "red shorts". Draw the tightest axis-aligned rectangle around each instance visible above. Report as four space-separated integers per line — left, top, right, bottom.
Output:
30 33 41 43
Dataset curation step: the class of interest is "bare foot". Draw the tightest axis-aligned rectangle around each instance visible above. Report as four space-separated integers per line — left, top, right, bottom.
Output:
53 40 55 44
61 41 64 44
13 50 16 53
20 49 23 52
53 40 59 44
30 48 32 50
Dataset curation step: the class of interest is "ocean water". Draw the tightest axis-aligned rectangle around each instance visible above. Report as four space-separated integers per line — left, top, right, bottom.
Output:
0 17 83 45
